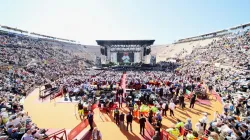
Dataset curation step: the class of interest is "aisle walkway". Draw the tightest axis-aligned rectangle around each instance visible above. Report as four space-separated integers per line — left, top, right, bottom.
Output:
121 72 126 96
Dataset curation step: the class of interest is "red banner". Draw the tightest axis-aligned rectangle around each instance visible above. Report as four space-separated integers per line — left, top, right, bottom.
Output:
145 121 155 137
161 130 170 140
68 119 89 140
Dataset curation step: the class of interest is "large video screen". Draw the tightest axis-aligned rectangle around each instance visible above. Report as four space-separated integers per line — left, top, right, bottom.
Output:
117 52 134 63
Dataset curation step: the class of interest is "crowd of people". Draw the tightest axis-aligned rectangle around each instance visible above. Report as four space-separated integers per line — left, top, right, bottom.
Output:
0 91 49 139
0 31 85 94
0 30 89 139
0 26 249 140
88 29 249 140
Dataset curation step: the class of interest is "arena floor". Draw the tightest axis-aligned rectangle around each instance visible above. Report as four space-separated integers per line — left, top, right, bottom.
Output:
24 87 223 140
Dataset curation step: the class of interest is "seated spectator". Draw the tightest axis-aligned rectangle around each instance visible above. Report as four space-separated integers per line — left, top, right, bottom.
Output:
176 119 184 130
7 125 18 139
186 130 194 140
21 129 35 140
152 131 160 140
184 118 192 131
5 118 13 129
166 125 180 138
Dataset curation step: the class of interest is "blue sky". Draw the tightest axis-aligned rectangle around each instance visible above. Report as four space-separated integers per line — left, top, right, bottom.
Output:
0 0 249 45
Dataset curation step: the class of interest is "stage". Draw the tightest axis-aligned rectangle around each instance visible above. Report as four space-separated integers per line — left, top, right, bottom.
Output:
96 40 155 65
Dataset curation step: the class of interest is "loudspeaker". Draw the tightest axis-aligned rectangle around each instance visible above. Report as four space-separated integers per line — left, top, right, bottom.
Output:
96 57 101 67
143 48 146 56
100 48 104 55
147 48 151 55
105 48 107 56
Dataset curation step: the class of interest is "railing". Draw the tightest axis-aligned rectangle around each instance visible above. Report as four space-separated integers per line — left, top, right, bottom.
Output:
67 119 89 140
80 131 92 140
50 87 63 101
161 129 177 140
145 120 155 138
45 129 67 140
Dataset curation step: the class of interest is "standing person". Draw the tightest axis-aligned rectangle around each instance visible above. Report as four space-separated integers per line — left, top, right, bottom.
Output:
159 87 163 98
179 94 185 109
146 93 150 103
128 101 134 114
139 114 146 135
190 94 196 108
114 107 120 125
88 101 92 111
133 103 139 119
105 100 110 115
119 112 125 129
110 83 113 91
148 110 153 124
92 127 102 140
118 95 123 108
77 101 84 120
126 112 133 132
176 87 180 97
162 101 168 117
169 100 176 117
87 111 94 131
155 120 162 133
156 112 162 123
176 119 184 131
201 113 208 131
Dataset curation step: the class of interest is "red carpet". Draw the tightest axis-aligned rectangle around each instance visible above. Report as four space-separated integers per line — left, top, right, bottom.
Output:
121 73 126 97
196 99 211 106
73 72 153 140
212 90 223 104
122 73 152 140
80 73 128 140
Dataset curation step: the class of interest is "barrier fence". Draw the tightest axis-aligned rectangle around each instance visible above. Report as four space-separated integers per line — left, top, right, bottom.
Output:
68 104 97 140
67 119 89 140
50 88 63 101
145 120 155 137
45 129 67 140
161 130 170 140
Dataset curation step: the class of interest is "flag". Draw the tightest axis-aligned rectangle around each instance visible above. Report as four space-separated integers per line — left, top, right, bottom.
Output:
186 89 191 95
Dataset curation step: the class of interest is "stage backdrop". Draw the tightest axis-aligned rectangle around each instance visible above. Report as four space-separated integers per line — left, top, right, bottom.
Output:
117 52 134 63
96 56 101 67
